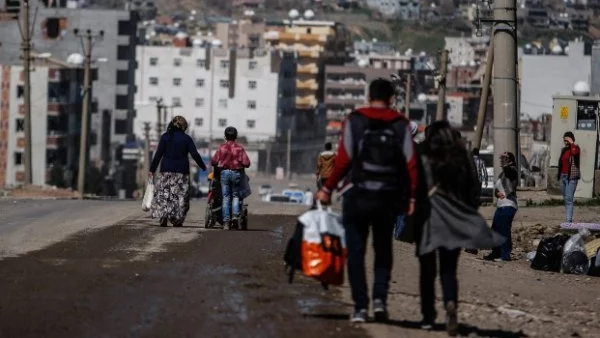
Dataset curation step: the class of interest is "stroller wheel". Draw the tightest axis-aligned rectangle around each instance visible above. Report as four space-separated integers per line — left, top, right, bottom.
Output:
204 204 213 228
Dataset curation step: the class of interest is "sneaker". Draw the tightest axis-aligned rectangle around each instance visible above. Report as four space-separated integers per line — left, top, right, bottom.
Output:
372 299 389 322
446 301 458 337
350 309 368 323
420 319 434 330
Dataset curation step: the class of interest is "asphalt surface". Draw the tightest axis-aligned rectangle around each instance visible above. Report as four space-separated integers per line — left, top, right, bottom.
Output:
0 208 366 338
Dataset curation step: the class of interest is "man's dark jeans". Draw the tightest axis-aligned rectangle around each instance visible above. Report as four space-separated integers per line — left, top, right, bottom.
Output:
342 188 398 311
419 248 460 322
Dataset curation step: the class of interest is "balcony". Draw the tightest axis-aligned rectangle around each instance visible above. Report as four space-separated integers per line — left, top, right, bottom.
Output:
297 64 318 74
296 95 317 108
296 79 318 90
298 50 320 58
47 133 66 150
327 108 353 120
278 32 327 43
326 77 367 89
325 93 366 106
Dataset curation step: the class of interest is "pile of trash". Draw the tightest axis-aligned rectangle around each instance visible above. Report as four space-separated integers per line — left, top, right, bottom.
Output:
527 228 600 276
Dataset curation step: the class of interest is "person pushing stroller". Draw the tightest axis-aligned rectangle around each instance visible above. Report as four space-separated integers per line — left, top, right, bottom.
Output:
211 127 251 230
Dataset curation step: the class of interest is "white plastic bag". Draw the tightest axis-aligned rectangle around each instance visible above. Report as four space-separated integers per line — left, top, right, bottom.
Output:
562 228 591 275
142 179 154 211
297 202 346 285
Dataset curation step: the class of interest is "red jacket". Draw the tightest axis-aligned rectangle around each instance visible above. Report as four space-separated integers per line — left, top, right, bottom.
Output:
211 141 251 170
322 107 418 200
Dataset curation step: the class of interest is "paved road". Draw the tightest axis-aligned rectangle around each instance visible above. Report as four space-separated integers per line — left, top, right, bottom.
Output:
1 197 599 338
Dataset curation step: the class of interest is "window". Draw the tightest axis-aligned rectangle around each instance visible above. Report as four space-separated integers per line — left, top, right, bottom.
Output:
117 70 129 85
196 59 206 67
220 60 229 69
17 85 24 98
149 96 157 102
218 99 227 108
196 79 205 87
115 95 129 110
173 58 182 67
248 80 257 89
44 17 66 39
14 152 23 165
114 119 128 135
117 45 131 60
218 118 227 127
249 60 257 70
172 97 182 107
246 119 256 129
173 78 182 86
118 20 132 36
195 118 204 126
149 77 158 86
15 118 24 132
247 100 257 109
220 80 229 88
195 98 204 107
150 57 158 66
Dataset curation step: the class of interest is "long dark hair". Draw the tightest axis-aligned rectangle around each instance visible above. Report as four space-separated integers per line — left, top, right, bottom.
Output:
424 121 476 201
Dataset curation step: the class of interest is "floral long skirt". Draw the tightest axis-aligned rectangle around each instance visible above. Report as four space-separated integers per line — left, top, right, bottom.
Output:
151 172 190 226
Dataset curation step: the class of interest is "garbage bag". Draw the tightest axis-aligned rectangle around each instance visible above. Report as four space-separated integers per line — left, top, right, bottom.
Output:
141 179 154 212
298 202 347 286
531 234 569 272
562 228 591 275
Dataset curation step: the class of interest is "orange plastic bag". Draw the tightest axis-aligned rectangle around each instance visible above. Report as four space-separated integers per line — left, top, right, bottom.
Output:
298 203 347 286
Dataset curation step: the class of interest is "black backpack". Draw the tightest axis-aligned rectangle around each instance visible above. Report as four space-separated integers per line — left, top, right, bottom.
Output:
349 113 409 194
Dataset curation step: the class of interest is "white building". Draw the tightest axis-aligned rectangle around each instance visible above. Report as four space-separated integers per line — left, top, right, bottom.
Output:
0 66 48 187
135 46 279 143
444 35 489 66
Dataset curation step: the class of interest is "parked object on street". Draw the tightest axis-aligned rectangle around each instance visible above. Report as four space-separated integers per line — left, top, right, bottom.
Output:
562 228 591 275
204 172 248 231
284 203 346 288
258 184 273 196
531 234 569 272
141 179 153 211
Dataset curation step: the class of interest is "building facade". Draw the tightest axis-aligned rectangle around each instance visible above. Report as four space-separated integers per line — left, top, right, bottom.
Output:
135 45 280 143
0 64 92 188
0 1 138 165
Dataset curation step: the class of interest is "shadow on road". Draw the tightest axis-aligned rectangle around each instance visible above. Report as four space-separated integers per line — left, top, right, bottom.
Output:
386 319 527 337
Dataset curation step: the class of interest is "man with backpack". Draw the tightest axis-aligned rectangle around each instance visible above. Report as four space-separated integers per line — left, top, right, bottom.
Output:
315 79 418 323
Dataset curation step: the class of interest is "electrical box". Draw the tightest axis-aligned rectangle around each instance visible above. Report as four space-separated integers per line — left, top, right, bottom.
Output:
549 95 600 198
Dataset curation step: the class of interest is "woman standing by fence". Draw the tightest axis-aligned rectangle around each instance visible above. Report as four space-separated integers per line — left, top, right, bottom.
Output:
149 116 206 227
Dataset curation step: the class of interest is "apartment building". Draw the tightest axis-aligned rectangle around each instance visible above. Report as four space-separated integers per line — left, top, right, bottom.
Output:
444 35 489 66
214 18 265 50
135 45 283 143
0 63 93 188
0 0 138 165
264 19 349 115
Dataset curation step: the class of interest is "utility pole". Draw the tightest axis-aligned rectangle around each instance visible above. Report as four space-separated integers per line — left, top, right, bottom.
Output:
404 73 412 119
436 49 449 121
143 122 151 171
492 0 518 177
19 0 33 185
75 28 104 198
474 42 494 149
286 129 291 180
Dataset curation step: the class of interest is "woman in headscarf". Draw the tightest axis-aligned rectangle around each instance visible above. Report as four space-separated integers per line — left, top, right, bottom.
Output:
149 116 207 227
485 151 518 261
413 121 504 336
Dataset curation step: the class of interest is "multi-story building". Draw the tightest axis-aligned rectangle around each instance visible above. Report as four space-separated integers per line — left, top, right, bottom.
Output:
214 18 265 51
354 39 395 56
365 0 420 20
135 45 282 143
0 62 94 189
0 0 138 165
324 53 413 140
444 35 489 66
264 19 349 128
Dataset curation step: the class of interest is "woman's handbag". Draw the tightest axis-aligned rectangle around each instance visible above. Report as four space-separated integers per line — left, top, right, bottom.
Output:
142 178 154 211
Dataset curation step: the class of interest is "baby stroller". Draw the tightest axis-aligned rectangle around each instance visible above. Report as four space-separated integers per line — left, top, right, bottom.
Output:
204 171 248 230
